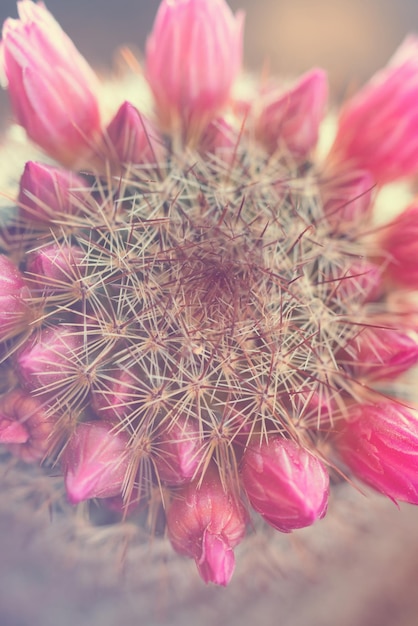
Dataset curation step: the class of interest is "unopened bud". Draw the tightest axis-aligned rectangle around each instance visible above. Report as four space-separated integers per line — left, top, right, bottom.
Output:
256 69 328 158
62 421 131 504
166 467 247 585
0 254 32 342
334 401 418 504
0 389 55 462
18 161 87 222
153 415 204 485
242 437 329 532
105 101 165 165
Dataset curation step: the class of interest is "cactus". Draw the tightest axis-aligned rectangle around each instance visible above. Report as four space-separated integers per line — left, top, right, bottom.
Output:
1 0 418 588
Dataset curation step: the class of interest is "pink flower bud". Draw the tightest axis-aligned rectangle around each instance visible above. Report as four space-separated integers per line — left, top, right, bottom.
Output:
16 325 83 395
198 117 237 163
18 161 87 222
334 402 418 504
91 367 143 422
26 244 85 295
0 389 56 462
293 389 336 427
166 468 247 585
0 254 32 342
320 169 375 228
256 69 328 158
330 260 382 303
242 438 329 532
0 416 29 444
105 101 165 165
345 326 418 381
1 1 101 165
329 36 418 183
146 0 244 134
62 421 131 504
153 415 204 485
387 290 418 331
381 203 418 288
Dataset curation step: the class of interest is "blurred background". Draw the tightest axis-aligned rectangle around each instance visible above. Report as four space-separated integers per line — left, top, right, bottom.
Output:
1 1 418 625
1 0 418 126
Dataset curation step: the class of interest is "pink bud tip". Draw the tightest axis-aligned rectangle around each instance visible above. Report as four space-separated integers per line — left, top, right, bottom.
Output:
330 36 418 183
0 254 32 342
18 162 87 222
335 402 418 504
330 260 382 303
105 101 165 165
242 438 329 532
381 203 418 288
256 69 328 158
320 169 375 228
16 325 83 395
62 422 131 504
166 468 247 585
347 326 418 381
0 417 29 444
145 0 245 134
0 389 55 462
91 367 144 422
197 530 235 586
198 117 237 163
26 244 85 295
1 1 101 164
152 415 204 485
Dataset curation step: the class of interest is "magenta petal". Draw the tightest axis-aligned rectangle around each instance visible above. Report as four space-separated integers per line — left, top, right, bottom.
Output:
330 36 418 183
196 531 235 586
0 418 29 444
146 0 244 132
336 402 418 504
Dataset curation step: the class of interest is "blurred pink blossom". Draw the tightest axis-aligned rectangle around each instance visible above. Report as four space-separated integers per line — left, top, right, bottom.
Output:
1 0 101 165
146 0 244 134
242 438 329 532
335 402 418 504
166 467 247 585
330 36 418 183
256 69 328 158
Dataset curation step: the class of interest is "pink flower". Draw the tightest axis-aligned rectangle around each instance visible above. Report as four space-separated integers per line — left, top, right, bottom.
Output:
0 254 32 342
330 260 382 303
380 202 418 288
345 326 418 381
166 467 247 585
18 161 87 222
105 101 165 166
293 389 336 428
0 389 56 462
329 36 418 183
62 421 131 504
0 416 29 444
16 325 84 396
152 415 204 485
320 168 375 229
241 438 329 532
335 402 418 504
91 367 144 422
146 0 244 134
1 1 101 165
256 69 328 158
26 244 85 295
198 117 237 163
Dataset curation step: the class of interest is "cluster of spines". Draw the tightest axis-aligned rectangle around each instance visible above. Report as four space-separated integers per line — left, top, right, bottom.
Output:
1 139 383 497
2 0 418 587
